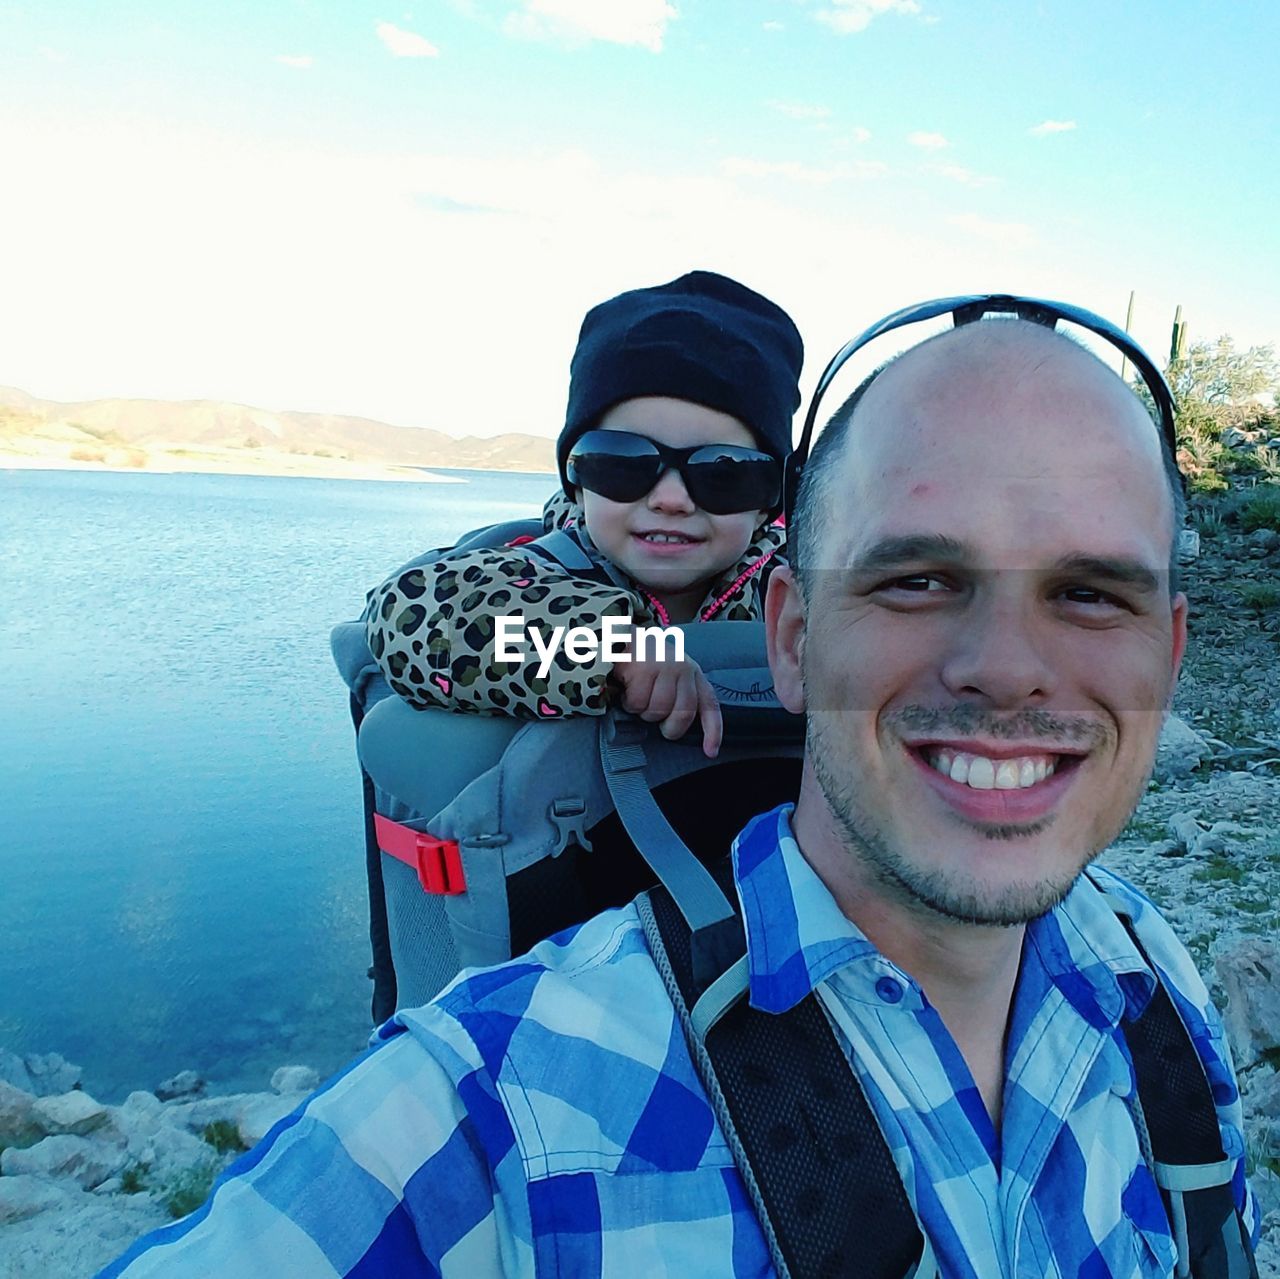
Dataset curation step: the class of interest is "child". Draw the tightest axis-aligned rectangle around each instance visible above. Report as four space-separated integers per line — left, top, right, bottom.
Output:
364 269 803 756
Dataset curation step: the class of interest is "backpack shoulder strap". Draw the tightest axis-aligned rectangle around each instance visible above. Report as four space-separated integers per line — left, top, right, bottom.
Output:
637 859 931 1279
1104 894 1258 1278
521 526 632 589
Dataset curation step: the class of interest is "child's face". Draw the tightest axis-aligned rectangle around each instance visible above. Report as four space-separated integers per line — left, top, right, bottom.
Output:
578 397 769 613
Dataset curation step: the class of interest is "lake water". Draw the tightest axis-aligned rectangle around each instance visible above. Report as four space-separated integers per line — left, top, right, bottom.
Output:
0 465 552 1101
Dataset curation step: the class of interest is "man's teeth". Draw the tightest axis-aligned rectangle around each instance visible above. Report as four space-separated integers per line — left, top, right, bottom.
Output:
642 533 692 544
927 748 1058 790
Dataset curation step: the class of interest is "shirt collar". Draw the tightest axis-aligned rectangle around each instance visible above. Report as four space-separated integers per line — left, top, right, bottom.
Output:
1024 869 1158 1028
731 805 922 1014
731 806 1156 1027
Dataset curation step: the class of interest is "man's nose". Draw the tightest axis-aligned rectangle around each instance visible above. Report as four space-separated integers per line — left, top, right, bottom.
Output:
938 586 1056 709
647 467 696 514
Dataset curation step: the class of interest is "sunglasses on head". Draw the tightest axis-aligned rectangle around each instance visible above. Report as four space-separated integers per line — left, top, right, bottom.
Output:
567 429 783 516
783 293 1184 523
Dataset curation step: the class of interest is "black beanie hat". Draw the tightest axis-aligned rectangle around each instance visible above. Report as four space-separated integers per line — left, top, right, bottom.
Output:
557 270 804 495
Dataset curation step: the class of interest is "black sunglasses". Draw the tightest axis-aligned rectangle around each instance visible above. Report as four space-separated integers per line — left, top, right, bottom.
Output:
567 429 782 516
783 294 1183 523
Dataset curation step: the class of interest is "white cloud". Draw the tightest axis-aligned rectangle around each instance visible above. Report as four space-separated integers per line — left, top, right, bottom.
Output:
762 20 785 31
947 212 1034 248
933 163 995 189
39 46 67 63
1029 119 1077 137
273 54 314 69
375 21 440 58
503 0 677 52
907 130 947 150
766 100 832 122
813 0 921 35
850 125 872 144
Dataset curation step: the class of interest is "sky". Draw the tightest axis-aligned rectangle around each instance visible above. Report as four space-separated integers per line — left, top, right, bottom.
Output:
1 0 1277 440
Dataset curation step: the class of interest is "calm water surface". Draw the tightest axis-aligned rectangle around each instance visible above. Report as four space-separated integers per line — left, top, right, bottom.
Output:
0 465 550 1100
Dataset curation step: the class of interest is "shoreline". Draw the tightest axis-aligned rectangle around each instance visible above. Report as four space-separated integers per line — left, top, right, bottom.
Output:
0 451 553 485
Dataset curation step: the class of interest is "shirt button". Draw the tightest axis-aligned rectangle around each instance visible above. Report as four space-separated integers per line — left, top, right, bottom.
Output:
875 976 904 1004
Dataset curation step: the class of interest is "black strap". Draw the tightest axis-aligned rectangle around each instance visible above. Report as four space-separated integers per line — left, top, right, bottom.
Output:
521 528 629 588
644 864 1256 1279
349 691 397 1023
1116 917 1258 1279
644 863 925 1279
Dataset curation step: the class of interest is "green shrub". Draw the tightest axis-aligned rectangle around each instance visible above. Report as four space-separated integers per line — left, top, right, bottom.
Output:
201 1120 246 1155
1192 854 1244 884
1237 582 1280 613
161 1162 219 1219
120 1164 149 1195
1240 483 1280 533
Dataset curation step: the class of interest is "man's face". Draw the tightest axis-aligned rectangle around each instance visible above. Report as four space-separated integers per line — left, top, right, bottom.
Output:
769 329 1188 927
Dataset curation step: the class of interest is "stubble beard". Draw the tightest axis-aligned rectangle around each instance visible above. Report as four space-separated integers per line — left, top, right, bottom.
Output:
806 711 1108 928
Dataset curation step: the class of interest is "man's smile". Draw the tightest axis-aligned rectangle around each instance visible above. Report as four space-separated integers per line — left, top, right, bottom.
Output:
904 740 1089 823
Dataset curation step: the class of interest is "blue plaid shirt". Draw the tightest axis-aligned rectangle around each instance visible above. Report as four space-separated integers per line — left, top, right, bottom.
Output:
103 805 1258 1278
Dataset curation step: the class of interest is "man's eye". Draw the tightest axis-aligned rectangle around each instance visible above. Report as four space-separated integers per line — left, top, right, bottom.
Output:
883 575 947 593
1060 587 1123 608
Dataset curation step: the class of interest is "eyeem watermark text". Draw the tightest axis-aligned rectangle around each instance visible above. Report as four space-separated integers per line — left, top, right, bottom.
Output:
494 615 684 678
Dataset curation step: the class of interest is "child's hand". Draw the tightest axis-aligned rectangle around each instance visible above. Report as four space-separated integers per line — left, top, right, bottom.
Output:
610 652 723 758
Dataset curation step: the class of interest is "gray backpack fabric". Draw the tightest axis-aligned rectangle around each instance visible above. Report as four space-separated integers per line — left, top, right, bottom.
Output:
333 524 802 1015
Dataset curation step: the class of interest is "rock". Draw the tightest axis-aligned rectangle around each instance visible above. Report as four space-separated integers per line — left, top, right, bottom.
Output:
1167 811 1205 853
1 1134 127 1190
155 1070 205 1102
0 1079 45 1150
32 1089 110 1136
1221 428 1250 449
0 1191 168 1279
0 1049 82 1097
0 1175 76 1226
93 1177 124 1196
270 1065 318 1095
1155 715 1209 781
1164 812 1233 856
1255 1226 1280 1279
125 1116 214 1180
237 1092 306 1148
122 1089 163 1118
1267 437 1280 450
1252 1070 1280 1121
1254 1172 1280 1233
1215 938 1280 1071
164 1092 259 1134
1248 527 1280 552
1176 527 1200 564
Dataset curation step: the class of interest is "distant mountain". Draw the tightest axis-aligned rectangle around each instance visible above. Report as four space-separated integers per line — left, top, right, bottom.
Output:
0 386 556 475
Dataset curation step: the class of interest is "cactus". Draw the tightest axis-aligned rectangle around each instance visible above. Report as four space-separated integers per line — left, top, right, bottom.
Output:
1170 305 1188 364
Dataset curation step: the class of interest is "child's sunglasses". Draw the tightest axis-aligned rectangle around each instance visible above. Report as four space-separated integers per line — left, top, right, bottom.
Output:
566 430 782 516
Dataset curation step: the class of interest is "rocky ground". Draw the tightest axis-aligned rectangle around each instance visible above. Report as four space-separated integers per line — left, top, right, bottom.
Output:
0 1056 320 1277
1101 497 1280 1275
1 485 1278 1277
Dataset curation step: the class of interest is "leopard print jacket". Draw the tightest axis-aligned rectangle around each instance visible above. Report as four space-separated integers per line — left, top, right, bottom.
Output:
364 491 786 720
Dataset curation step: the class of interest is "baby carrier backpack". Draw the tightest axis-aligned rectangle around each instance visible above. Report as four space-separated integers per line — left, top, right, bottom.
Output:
332 519 1254 1279
331 517 804 1016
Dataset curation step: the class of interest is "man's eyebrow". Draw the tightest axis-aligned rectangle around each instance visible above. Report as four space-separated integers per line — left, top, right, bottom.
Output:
843 538 1163 594
845 534 972 575
1048 554 1162 594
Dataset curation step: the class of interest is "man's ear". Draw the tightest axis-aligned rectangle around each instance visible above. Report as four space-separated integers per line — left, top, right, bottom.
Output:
765 566 806 714
1166 591 1189 707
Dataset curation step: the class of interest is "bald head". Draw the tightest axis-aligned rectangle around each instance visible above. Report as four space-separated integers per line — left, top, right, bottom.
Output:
792 320 1185 597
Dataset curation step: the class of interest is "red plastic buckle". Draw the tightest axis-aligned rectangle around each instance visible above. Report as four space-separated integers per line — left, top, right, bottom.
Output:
374 814 466 895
